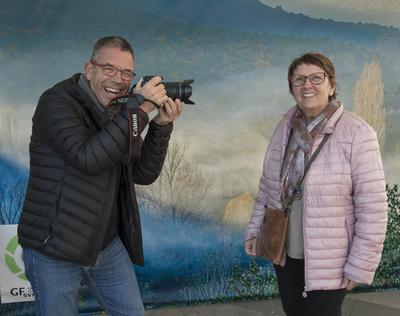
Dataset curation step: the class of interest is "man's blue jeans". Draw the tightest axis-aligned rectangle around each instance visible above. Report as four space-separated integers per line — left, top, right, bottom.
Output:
22 237 144 316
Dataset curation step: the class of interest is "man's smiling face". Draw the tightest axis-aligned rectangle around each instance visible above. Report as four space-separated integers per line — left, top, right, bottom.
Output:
85 46 134 106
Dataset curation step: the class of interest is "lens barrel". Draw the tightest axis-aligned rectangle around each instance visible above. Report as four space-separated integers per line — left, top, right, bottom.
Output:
165 80 194 104
141 76 195 104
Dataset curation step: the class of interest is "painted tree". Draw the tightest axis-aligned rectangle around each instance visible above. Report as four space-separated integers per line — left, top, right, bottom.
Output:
0 179 26 224
354 60 385 151
137 136 213 223
0 107 17 155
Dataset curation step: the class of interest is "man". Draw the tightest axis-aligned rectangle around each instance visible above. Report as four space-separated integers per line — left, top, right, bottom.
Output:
18 36 182 315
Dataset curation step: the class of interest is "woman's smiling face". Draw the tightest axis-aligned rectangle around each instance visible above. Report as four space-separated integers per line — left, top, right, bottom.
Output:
291 63 335 119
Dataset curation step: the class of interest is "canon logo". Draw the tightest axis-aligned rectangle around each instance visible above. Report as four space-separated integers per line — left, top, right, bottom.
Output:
132 113 138 137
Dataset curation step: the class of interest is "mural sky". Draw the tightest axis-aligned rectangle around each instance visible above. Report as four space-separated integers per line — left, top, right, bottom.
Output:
0 0 399 313
259 0 400 28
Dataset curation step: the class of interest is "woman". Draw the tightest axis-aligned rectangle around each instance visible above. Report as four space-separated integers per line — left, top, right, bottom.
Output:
244 52 388 316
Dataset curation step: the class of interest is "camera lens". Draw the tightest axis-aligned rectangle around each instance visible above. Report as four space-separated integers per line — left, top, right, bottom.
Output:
165 80 194 104
139 76 195 104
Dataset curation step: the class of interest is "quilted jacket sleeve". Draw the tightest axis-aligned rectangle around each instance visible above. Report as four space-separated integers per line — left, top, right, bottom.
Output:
344 124 388 284
245 120 286 242
245 149 270 241
33 90 134 176
132 120 173 185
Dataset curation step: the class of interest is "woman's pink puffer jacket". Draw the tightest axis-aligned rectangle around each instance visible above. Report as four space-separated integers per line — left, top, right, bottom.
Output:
246 104 388 291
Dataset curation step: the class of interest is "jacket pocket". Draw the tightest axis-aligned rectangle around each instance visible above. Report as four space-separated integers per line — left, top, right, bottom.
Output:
42 186 63 248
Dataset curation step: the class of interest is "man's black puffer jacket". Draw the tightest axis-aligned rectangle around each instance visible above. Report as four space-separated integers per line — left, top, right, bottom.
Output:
18 74 172 266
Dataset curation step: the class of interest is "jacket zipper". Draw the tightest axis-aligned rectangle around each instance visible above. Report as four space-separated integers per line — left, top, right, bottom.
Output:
88 165 120 264
302 136 323 298
302 170 309 298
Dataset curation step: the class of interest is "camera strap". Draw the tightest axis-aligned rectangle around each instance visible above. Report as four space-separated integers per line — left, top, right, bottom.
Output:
109 94 144 164
126 96 142 164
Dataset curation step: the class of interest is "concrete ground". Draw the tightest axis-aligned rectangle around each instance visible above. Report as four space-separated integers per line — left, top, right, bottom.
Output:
144 291 400 316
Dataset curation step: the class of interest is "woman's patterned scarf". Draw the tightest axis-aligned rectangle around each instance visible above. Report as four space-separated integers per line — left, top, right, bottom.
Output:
280 101 340 208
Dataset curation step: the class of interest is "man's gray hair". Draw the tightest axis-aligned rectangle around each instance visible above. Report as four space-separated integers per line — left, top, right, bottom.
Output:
90 36 134 61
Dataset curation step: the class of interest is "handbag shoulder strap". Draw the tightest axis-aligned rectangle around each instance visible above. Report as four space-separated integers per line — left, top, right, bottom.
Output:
285 133 330 213
304 133 330 176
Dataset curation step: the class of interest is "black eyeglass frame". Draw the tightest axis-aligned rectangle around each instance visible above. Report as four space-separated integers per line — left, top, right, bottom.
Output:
90 60 136 81
291 72 327 87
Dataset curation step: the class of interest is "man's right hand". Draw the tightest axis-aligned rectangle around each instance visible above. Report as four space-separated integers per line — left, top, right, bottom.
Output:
133 76 168 113
244 238 257 256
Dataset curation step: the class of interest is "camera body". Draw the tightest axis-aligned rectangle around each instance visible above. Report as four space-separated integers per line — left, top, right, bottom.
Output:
141 76 195 105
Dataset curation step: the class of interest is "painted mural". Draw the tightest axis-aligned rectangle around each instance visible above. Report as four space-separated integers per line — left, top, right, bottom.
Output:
0 0 399 314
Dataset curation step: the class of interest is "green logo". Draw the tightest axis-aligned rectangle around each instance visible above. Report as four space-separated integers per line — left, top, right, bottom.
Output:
5 235 27 281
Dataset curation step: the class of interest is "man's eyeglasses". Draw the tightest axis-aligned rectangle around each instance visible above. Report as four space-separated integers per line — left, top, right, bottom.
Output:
90 60 135 81
291 72 327 87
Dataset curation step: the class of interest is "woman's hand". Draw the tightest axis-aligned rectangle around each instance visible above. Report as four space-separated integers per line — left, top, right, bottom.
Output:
341 277 358 290
244 238 257 256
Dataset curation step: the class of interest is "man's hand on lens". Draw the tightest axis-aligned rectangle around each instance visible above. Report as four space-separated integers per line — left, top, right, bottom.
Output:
153 97 182 125
134 76 168 113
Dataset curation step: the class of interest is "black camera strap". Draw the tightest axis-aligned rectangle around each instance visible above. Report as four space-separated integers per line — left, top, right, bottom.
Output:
109 94 144 164
126 96 142 163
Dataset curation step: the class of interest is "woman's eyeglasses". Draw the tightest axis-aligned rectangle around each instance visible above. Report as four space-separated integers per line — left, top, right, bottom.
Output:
291 72 326 86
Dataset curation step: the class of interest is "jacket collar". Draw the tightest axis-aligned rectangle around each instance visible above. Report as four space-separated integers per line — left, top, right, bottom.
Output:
321 103 344 134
